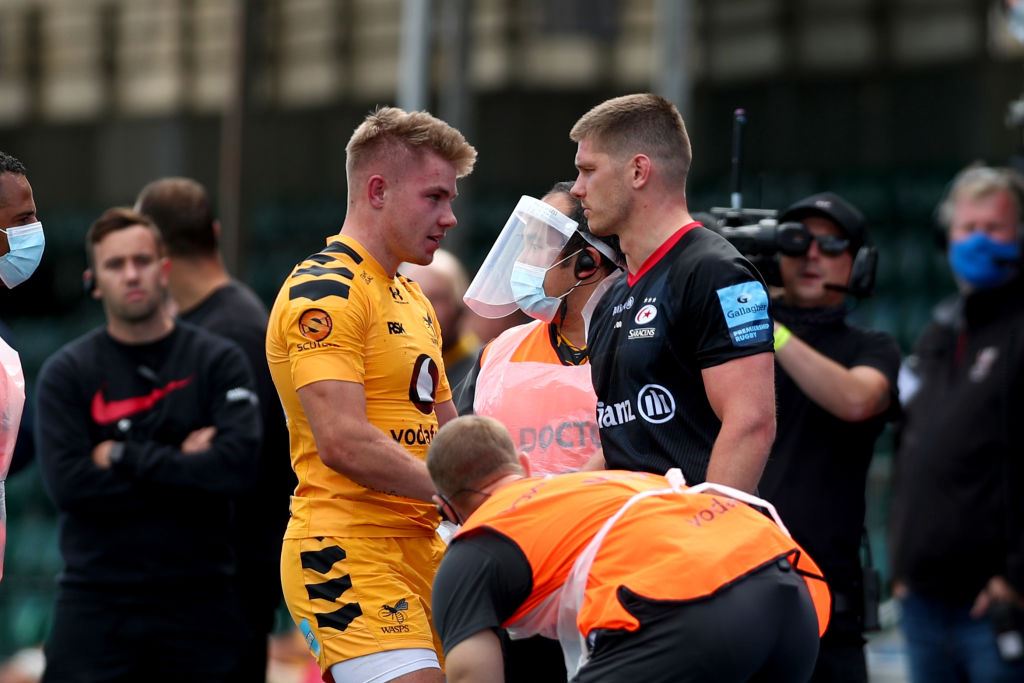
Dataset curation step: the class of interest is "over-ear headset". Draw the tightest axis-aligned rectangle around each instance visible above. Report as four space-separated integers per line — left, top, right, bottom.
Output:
844 242 878 299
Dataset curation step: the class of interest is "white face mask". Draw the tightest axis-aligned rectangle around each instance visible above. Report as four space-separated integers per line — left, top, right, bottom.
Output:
0 221 44 288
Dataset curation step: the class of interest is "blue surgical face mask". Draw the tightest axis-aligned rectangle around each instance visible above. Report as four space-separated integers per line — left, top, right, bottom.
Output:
948 232 1020 291
0 221 44 288
510 262 563 322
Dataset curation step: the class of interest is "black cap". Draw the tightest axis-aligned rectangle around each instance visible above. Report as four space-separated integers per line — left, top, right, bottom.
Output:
779 192 868 250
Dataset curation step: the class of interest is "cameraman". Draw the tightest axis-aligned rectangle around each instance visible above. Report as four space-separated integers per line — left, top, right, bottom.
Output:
757 192 900 682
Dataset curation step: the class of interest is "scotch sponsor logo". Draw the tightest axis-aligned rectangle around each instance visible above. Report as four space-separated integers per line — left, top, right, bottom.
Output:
295 340 341 352
597 399 636 428
638 384 676 423
298 308 333 341
389 424 437 446
627 327 656 340
387 321 406 335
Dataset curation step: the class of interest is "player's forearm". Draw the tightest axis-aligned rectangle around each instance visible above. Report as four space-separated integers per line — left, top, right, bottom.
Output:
320 430 436 502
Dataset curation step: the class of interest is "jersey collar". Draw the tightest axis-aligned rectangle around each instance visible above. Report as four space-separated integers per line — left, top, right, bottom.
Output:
626 222 701 287
328 234 389 279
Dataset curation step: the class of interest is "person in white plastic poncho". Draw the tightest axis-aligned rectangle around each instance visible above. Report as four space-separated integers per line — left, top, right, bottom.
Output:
454 183 624 680
456 182 624 475
0 150 45 581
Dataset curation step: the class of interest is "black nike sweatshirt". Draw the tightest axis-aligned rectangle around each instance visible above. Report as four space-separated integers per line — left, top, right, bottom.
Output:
35 323 261 592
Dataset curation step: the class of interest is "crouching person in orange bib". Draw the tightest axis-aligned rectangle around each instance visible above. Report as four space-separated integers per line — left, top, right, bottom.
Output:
427 416 831 683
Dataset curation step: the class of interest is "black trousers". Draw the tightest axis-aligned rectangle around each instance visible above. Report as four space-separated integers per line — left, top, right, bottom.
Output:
42 585 244 683
576 558 821 683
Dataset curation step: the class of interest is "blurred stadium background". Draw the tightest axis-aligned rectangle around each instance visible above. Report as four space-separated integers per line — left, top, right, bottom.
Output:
1 0 1021 675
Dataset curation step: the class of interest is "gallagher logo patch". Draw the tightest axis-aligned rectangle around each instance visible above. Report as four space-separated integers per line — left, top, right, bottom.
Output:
299 309 333 341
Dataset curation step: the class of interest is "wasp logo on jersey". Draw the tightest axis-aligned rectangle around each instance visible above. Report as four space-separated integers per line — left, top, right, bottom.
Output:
378 598 409 623
378 598 412 633
299 309 333 341
408 354 440 414
423 314 439 346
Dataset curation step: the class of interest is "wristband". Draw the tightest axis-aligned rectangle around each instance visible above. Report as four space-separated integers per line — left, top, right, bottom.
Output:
773 323 792 351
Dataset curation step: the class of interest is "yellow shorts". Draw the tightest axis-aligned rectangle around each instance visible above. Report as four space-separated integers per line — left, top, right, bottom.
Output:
281 534 445 673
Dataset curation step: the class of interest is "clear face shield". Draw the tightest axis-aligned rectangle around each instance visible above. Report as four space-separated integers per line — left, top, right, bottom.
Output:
464 196 581 320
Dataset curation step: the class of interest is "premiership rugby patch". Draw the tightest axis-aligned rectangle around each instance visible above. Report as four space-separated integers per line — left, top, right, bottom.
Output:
716 282 771 347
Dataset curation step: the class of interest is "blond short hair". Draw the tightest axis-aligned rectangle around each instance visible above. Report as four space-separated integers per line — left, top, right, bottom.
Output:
570 93 691 188
938 164 1024 231
345 106 477 181
427 416 522 499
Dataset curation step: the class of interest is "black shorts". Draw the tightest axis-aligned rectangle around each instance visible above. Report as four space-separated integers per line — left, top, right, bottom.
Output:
576 558 820 683
42 585 244 683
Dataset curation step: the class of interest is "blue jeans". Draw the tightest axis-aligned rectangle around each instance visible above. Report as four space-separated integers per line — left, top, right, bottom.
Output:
899 591 1024 683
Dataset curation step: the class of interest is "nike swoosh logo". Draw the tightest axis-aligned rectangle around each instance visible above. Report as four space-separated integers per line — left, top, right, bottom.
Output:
91 377 193 425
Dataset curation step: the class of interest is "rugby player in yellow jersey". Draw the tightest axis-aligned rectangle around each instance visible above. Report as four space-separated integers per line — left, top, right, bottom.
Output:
267 107 476 683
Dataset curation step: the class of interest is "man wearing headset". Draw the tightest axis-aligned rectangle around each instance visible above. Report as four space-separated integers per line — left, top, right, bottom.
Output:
757 192 900 682
890 165 1024 682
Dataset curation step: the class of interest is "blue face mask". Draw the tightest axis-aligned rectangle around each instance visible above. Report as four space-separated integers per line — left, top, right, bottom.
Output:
948 232 1020 291
510 262 563 322
0 221 44 288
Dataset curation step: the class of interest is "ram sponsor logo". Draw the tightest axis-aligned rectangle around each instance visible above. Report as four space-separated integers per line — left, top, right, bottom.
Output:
637 384 676 423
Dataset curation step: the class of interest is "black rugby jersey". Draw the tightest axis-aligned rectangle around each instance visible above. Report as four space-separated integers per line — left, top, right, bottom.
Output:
587 223 773 481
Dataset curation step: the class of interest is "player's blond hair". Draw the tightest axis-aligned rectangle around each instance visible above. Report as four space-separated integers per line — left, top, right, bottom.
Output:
345 106 477 182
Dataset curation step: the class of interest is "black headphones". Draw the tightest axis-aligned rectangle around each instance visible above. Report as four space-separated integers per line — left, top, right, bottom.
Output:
844 242 878 299
574 249 597 279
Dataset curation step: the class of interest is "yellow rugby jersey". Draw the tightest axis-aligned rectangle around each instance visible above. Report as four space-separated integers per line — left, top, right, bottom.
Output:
267 234 451 538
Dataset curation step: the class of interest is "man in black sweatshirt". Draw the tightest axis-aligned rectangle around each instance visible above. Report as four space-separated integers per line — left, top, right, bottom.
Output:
35 207 261 682
136 177 293 683
890 165 1024 682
